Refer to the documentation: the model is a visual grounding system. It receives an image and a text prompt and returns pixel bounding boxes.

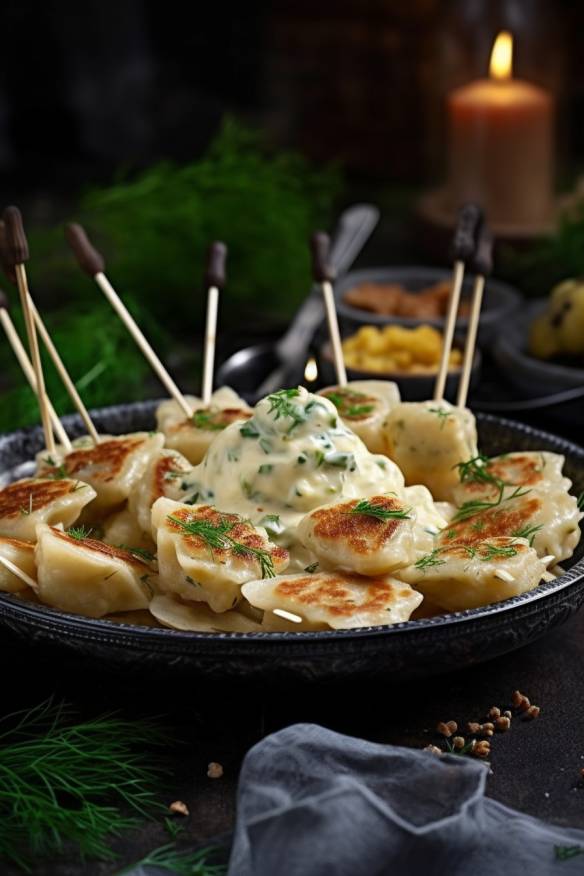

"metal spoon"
[216,204,379,399]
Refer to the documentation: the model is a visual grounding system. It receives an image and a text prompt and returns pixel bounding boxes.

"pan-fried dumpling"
[101,508,155,553]
[242,570,422,630]
[37,433,165,515]
[34,524,156,617]
[151,497,289,613]
[0,537,36,592]
[149,594,262,632]
[397,537,545,611]
[402,484,449,556]
[0,478,97,541]
[383,400,478,501]
[442,486,582,564]
[128,448,194,536]
[189,388,405,525]
[318,380,400,454]
[156,387,252,465]
[450,451,572,507]
[297,494,417,576]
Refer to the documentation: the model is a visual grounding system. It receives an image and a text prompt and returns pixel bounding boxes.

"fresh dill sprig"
[163,817,185,840]
[349,499,412,522]
[118,544,157,563]
[267,388,306,432]
[240,421,260,439]
[304,562,319,573]
[192,409,226,432]
[427,407,452,429]
[455,454,505,489]
[67,525,93,541]
[415,549,447,570]
[444,738,476,757]
[0,701,167,871]
[47,463,70,480]
[554,845,584,861]
[168,515,275,578]
[510,523,543,546]
[117,843,226,876]
[451,485,531,524]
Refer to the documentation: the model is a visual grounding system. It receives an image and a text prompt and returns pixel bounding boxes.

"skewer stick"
[201,242,227,406]
[3,207,55,455]
[0,554,37,590]
[0,295,72,450]
[29,301,100,443]
[65,223,193,419]
[456,225,494,409]
[311,231,347,386]
[433,204,483,402]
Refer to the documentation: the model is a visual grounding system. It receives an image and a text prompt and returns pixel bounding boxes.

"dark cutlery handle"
[204,241,227,289]
[472,224,494,277]
[451,203,483,263]
[0,221,17,284]
[310,231,335,283]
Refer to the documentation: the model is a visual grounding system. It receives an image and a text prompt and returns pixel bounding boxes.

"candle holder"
[418,0,563,244]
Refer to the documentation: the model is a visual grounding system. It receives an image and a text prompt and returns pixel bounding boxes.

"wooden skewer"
[273,608,303,624]
[0,294,72,451]
[0,554,37,590]
[311,231,347,386]
[456,225,494,409]
[29,301,100,444]
[433,204,483,402]
[2,207,55,455]
[201,242,227,406]
[64,223,193,419]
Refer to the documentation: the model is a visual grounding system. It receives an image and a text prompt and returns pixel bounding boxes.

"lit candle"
[447,31,554,231]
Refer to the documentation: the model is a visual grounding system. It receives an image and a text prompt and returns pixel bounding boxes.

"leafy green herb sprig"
[117,843,226,875]
[0,701,167,871]
[349,499,412,522]
[168,514,275,578]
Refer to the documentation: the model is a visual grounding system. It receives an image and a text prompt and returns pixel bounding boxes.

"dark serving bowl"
[0,400,583,682]
[335,266,521,344]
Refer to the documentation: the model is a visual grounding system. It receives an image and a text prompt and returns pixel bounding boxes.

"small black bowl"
[335,266,521,344]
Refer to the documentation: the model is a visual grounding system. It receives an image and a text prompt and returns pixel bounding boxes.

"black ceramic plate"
[0,401,583,682]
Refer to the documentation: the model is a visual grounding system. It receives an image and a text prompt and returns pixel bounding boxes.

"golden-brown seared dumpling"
[397,537,545,611]
[149,594,261,632]
[151,497,289,613]
[442,486,581,565]
[156,387,252,465]
[450,451,571,507]
[34,524,156,617]
[383,400,478,501]
[128,448,194,536]
[0,536,36,592]
[297,494,416,576]
[0,478,96,542]
[37,433,165,515]
[318,380,400,454]
[242,570,422,630]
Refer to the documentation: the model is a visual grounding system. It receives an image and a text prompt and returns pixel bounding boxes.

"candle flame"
[304,356,318,382]
[489,31,513,81]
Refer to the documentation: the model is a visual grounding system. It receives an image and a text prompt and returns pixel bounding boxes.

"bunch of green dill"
[0,700,166,871]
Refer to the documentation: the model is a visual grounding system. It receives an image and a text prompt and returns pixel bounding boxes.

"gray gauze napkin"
[227,723,584,875]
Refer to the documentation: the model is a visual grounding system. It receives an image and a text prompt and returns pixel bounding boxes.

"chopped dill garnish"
[323,451,356,471]
[67,525,93,540]
[455,454,505,489]
[258,514,283,535]
[240,421,260,439]
[578,492,584,511]
[304,562,319,573]
[477,542,520,561]
[258,464,273,475]
[118,544,156,563]
[427,407,452,429]
[192,409,225,431]
[267,388,306,432]
[415,549,447,570]
[554,845,584,861]
[510,523,543,546]
[346,404,374,417]
[349,499,412,522]
[451,485,531,524]
[47,463,70,480]
[117,843,226,876]
[167,515,275,578]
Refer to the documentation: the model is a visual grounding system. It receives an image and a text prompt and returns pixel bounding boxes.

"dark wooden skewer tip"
[472,225,494,278]
[310,231,335,283]
[65,222,105,276]
[204,241,227,289]
[0,221,17,285]
[2,206,29,267]
[451,203,484,263]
